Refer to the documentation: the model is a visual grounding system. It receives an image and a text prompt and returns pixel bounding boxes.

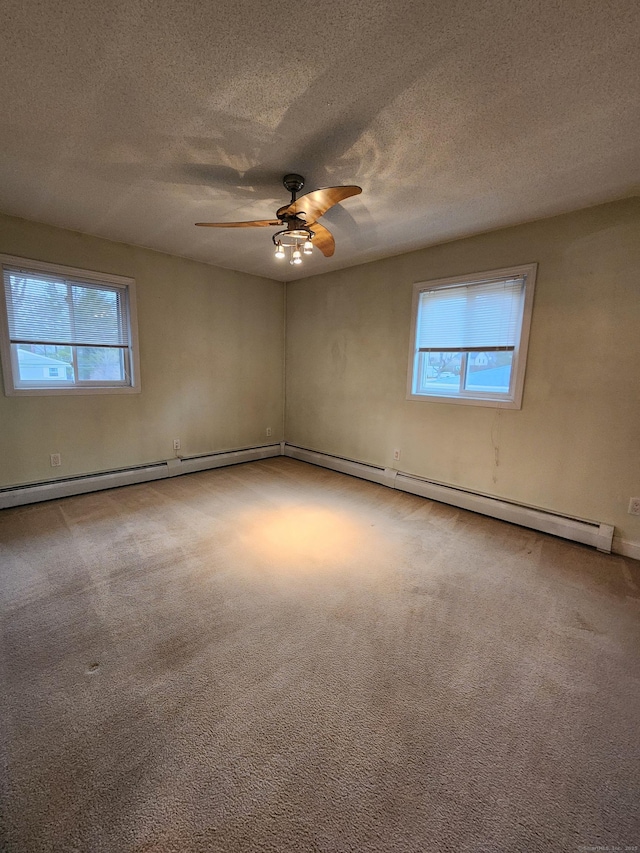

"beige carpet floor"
[1,457,639,853]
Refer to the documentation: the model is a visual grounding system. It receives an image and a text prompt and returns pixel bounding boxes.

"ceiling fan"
[195,173,361,266]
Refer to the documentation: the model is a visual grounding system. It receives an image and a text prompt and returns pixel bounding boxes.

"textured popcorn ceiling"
[0,0,638,281]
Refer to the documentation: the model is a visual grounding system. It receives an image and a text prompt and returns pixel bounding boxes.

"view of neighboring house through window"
[0,255,140,395]
[407,264,536,409]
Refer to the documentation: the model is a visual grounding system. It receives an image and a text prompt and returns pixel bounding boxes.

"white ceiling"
[0,0,638,281]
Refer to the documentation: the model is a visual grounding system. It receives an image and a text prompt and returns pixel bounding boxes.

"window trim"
[0,254,141,396]
[406,263,537,409]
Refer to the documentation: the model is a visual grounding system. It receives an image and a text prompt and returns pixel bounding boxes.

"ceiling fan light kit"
[195,173,361,268]
[273,227,315,266]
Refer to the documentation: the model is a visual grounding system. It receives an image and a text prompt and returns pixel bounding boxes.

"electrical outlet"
[629,497,640,516]
[393,449,401,462]
[173,438,181,451]
[266,427,272,437]
[50,453,61,467]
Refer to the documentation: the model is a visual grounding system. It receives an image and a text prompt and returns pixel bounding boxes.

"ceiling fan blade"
[280,186,361,222]
[195,219,281,227]
[309,222,336,257]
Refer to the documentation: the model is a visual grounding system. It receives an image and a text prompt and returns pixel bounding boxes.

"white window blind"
[4,267,128,348]
[416,277,525,351]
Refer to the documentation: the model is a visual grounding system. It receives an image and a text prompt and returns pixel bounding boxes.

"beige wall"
[285,198,640,546]
[0,214,284,487]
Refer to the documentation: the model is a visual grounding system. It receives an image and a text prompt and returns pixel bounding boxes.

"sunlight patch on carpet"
[242,504,369,568]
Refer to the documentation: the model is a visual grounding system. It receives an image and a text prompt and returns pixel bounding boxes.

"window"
[407,264,536,408]
[0,255,140,396]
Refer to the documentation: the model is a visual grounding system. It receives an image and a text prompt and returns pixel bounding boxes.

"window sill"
[4,385,141,397]
[406,391,521,409]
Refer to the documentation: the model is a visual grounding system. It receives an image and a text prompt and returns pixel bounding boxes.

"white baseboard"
[612,537,640,561]
[282,444,392,487]
[284,444,615,554]
[0,444,281,509]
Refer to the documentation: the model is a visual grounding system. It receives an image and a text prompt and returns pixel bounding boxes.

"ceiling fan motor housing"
[282,174,305,194]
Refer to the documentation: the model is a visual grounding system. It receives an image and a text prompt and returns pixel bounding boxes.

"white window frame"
[406,263,537,409]
[0,254,141,396]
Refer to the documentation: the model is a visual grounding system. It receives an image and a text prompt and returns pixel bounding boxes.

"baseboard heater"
[284,444,614,553]
[0,444,282,510]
